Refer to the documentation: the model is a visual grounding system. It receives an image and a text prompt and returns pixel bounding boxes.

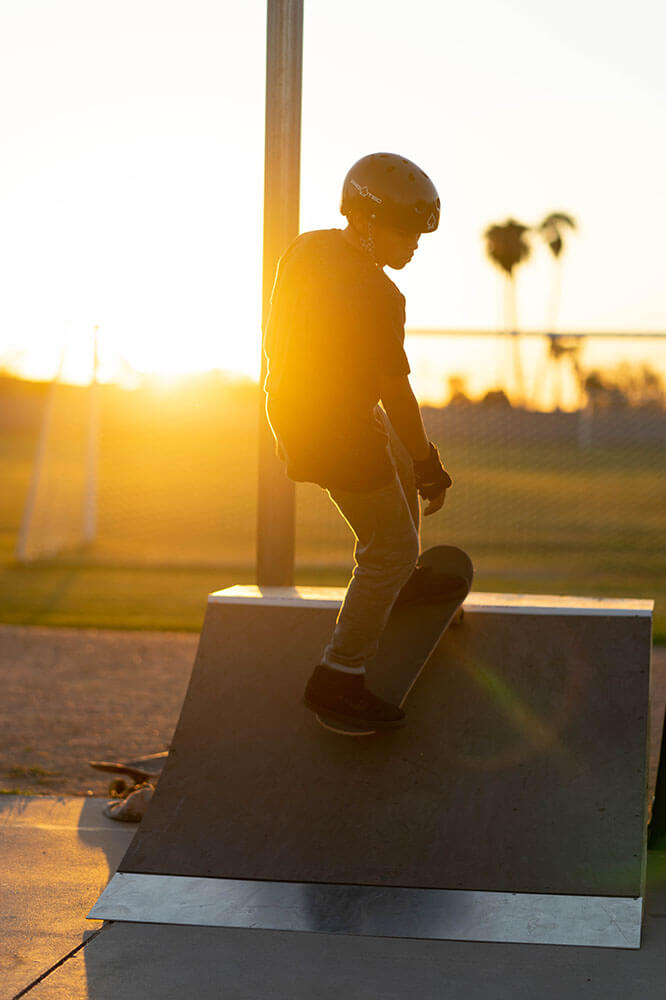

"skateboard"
[316,544,473,736]
[89,750,169,797]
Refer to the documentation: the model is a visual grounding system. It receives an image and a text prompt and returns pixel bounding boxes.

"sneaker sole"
[303,696,406,730]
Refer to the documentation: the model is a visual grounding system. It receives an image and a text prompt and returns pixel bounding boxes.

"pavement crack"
[10,923,112,999]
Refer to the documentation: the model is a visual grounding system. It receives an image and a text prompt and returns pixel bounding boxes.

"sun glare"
[9,306,264,388]
[1,2,664,400]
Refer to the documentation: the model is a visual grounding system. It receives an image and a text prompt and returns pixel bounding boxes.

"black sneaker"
[303,665,405,728]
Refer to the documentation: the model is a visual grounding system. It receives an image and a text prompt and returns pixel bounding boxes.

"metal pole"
[83,324,100,544]
[15,340,66,562]
[256,0,303,586]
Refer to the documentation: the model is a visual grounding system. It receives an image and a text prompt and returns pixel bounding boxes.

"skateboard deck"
[89,751,168,795]
[316,544,473,736]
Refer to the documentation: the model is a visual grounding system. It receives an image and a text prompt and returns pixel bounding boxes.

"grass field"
[1,377,664,640]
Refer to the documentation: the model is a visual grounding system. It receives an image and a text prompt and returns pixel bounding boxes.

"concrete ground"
[2,795,666,1000]
[2,633,665,999]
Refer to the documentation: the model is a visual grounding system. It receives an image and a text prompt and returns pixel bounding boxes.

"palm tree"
[484,219,531,403]
[535,333,584,409]
[532,212,578,407]
[536,212,577,333]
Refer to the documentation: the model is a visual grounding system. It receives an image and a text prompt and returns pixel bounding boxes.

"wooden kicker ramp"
[90,586,653,949]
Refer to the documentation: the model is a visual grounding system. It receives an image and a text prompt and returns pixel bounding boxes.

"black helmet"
[341,152,440,233]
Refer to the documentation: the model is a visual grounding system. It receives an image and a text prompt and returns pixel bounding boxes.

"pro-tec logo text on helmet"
[426,213,437,231]
[351,178,382,205]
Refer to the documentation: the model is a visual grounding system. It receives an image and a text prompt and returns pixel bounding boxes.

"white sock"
[321,660,365,676]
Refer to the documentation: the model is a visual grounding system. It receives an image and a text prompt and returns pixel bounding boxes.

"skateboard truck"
[89,751,168,797]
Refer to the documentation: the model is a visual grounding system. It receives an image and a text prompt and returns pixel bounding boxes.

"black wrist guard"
[413,443,452,500]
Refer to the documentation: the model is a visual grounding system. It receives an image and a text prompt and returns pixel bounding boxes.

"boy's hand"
[413,442,452,518]
[423,490,447,517]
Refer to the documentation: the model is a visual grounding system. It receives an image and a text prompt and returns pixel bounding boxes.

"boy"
[263,152,452,729]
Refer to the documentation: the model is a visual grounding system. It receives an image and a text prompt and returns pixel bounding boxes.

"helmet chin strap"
[359,217,378,265]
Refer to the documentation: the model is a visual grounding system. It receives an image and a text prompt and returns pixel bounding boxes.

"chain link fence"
[5,333,664,625]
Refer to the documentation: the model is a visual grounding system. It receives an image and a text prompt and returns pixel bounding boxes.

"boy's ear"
[348,209,371,237]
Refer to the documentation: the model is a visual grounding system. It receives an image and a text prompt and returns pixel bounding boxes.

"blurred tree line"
[447,362,665,411]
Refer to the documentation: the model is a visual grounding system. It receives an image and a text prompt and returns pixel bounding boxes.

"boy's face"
[366,218,421,270]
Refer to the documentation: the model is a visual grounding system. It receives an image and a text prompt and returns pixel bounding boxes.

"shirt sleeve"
[367,283,410,377]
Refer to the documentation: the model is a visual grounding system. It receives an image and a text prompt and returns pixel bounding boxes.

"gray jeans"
[321,410,421,672]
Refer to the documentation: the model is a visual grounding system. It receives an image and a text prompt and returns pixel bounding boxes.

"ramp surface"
[92,588,653,946]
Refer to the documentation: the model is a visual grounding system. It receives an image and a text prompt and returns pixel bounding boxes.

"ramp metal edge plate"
[208,586,653,617]
[89,873,643,949]
[462,593,653,616]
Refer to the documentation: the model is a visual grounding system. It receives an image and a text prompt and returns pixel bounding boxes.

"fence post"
[83,325,100,544]
[648,706,666,850]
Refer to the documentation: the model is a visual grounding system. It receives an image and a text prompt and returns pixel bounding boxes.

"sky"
[0,0,665,387]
